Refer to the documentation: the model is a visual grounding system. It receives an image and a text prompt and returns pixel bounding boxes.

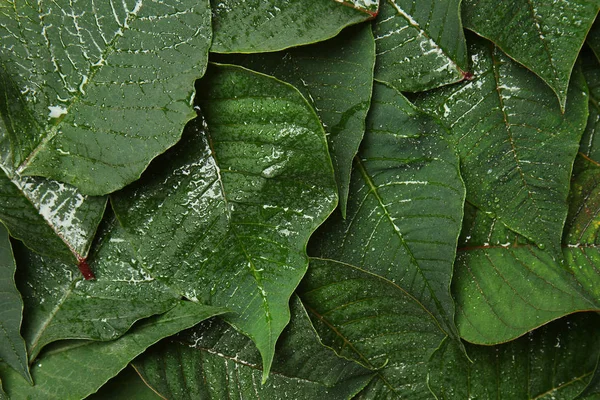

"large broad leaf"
[217,23,375,218]
[373,0,469,92]
[429,312,600,399]
[581,52,600,162]
[0,301,226,400]
[461,0,599,109]
[14,217,180,360]
[310,81,465,338]
[416,37,589,255]
[0,224,30,383]
[298,259,447,399]
[112,64,338,381]
[209,0,376,53]
[0,0,212,195]
[133,296,373,399]
[88,366,162,400]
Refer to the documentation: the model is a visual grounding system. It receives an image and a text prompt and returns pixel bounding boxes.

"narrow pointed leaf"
[373,0,468,92]
[581,52,600,162]
[15,217,180,360]
[310,81,465,338]
[210,0,376,54]
[112,64,338,381]
[133,297,373,399]
[298,259,446,399]
[416,37,588,254]
[462,0,599,108]
[0,301,226,400]
[218,24,375,217]
[87,367,162,400]
[430,313,600,399]
[0,224,30,383]
[0,0,212,195]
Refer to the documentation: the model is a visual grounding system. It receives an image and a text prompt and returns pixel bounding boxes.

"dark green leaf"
[112,64,338,381]
[588,19,600,62]
[87,366,162,400]
[415,37,588,255]
[0,301,226,400]
[462,0,599,109]
[15,217,180,360]
[217,23,375,218]
[133,296,373,400]
[298,259,446,399]
[310,81,465,338]
[0,224,30,383]
[429,312,600,399]
[374,0,468,91]
[210,0,375,53]
[581,51,600,162]
[0,0,212,195]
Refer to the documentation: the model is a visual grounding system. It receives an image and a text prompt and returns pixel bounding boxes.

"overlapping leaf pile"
[1,0,600,399]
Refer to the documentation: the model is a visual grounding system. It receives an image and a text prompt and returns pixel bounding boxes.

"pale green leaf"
[112,64,338,381]
[462,0,599,109]
[429,313,600,399]
[310,81,465,338]
[374,0,469,92]
[298,259,446,399]
[0,0,212,195]
[218,23,375,217]
[15,217,180,360]
[133,297,373,400]
[415,37,589,255]
[0,301,226,400]
[210,0,375,53]
[0,224,30,383]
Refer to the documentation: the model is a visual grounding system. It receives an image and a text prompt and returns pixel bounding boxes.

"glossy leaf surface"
[581,53,600,162]
[15,218,180,359]
[133,297,373,399]
[219,23,375,217]
[112,64,338,381]
[0,0,212,195]
[374,0,468,91]
[416,37,588,254]
[462,0,599,108]
[0,225,30,383]
[310,81,465,337]
[210,0,375,53]
[0,301,226,400]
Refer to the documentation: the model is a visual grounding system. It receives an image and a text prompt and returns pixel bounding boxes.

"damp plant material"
[2,1,600,399]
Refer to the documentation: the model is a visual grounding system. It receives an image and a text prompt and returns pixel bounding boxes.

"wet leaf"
[0,0,212,195]
[416,37,588,255]
[87,366,162,400]
[429,313,600,399]
[588,20,600,62]
[462,0,600,109]
[218,23,375,217]
[133,296,373,400]
[581,51,600,162]
[0,224,30,383]
[0,301,226,400]
[112,64,338,381]
[374,0,468,92]
[210,0,376,53]
[15,217,180,360]
[310,81,465,338]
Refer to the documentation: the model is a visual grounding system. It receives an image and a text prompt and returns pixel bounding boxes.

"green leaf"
[298,258,446,398]
[15,217,180,360]
[112,64,338,382]
[217,23,375,217]
[461,0,599,109]
[0,301,226,400]
[209,0,375,54]
[373,0,468,92]
[588,20,600,62]
[0,0,212,195]
[581,51,600,162]
[133,296,373,399]
[429,312,600,399]
[415,37,589,255]
[310,81,465,338]
[87,366,162,400]
[0,224,30,383]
